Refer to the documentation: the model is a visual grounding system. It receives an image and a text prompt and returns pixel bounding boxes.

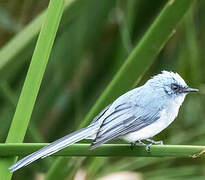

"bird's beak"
[183,87,199,93]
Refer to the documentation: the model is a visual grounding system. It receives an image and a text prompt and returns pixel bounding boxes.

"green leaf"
[0,0,65,179]
[0,143,204,158]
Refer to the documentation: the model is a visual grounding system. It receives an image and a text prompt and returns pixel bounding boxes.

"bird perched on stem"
[9,71,198,172]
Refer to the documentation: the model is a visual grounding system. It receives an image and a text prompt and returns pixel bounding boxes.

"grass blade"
[0,0,65,179]
[0,0,92,81]
[0,143,204,158]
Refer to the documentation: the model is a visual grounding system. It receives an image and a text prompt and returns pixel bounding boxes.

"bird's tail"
[9,123,99,172]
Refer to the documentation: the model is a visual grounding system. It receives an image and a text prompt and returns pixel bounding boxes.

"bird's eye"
[171,83,180,91]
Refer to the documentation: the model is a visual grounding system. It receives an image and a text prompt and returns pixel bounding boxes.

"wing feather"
[90,103,160,149]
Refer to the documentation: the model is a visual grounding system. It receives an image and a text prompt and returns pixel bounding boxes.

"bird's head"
[147,71,198,103]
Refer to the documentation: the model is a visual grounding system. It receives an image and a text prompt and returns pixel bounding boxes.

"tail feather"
[9,123,99,172]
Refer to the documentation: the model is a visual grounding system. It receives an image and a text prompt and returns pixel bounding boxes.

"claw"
[145,143,152,152]
[130,140,146,150]
[130,143,135,150]
[130,139,163,152]
[145,138,163,145]
[158,140,163,145]
[144,139,164,152]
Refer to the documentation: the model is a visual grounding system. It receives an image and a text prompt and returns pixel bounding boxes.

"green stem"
[0,0,65,179]
[0,143,204,158]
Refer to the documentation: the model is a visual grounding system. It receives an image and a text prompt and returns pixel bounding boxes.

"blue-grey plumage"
[9,71,198,172]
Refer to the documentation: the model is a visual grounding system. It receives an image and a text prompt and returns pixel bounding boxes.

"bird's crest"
[148,70,187,88]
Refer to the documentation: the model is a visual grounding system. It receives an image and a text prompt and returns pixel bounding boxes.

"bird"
[9,70,198,172]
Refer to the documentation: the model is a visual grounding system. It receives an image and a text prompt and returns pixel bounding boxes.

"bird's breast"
[122,103,181,142]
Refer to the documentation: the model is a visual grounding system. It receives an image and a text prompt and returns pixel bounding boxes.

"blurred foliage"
[0,0,204,180]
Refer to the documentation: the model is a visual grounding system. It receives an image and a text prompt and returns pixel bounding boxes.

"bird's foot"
[130,140,146,150]
[130,139,163,152]
[130,142,135,150]
[144,138,163,152]
[145,138,163,145]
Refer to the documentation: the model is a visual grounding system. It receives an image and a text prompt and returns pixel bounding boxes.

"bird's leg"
[130,142,135,150]
[145,138,163,145]
[144,138,163,152]
[136,140,147,146]
[130,140,146,150]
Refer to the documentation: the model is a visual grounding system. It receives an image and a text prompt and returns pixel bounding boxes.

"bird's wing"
[90,103,160,149]
[91,104,112,124]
